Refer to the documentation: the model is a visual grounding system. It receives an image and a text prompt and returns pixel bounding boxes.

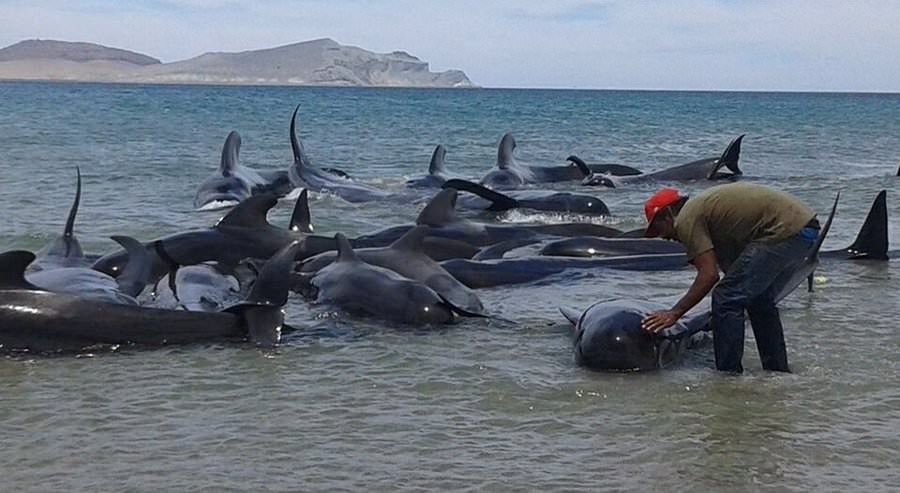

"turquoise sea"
[1,82,898,491]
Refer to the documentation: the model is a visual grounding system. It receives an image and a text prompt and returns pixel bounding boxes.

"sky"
[2,0,900,91]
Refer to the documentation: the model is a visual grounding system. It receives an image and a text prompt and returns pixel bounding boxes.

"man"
[640,183,820,373]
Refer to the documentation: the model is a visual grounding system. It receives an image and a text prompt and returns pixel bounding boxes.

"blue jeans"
[711,228,817,373]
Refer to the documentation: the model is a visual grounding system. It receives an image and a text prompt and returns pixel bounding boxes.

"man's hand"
[641,310,682,333]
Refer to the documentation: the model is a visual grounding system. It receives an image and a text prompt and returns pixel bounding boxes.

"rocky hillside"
[0,38,474,88]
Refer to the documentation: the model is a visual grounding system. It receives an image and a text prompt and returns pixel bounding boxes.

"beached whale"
[193,131,293,210]
[444,179,610,215]
[142,263,242,312]
[353,188,621,249]
[539,237,684,257]
[0,242,300,354]
[406,144,451,188]
[297,226,485,316]
[28,236,152,305]
[287,105,390,202]
[94,191,313,282]
[294,234,456,325]
[30,168,89,272]
[442,253,689,289]
[560,300,711,371]
[580,135,744,187]
[479,133,641,190]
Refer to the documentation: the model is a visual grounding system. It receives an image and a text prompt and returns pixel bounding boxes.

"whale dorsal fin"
[289,189,313,233]
[773,192,840,302]
[334,233,359,263]
[417,189,459,227]
[566,155,592,177]
[0,251,39,290]
[215,193,277,229]
[110,236,152,297]
[390,225,428,251]
[558,306,582,326]
[497,133,517,170]
[64,167,81,242]
[844,190,888,259]
[289,104,313,168]
[442,179,519,211]
[429,145,447,175]
[219,131,241,177]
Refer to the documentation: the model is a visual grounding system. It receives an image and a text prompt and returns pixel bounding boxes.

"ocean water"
[0,81,898,491]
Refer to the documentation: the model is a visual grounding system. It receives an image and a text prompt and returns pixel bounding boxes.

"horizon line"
[2,78,899,95]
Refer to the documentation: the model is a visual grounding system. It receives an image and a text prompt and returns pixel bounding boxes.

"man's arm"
[642,250,719,333]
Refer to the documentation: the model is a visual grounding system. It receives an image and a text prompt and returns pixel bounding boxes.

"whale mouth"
[196,198,241,211]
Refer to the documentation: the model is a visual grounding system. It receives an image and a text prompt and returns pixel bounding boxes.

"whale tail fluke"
[289,189,314,233]
[0,251,39,290]
[224,241,301,348]
[843,190,889,260]
[709,134,744,179]
[109,236,152,297]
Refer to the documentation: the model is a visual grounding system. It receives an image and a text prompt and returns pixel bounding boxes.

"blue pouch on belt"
[799,226,819,242]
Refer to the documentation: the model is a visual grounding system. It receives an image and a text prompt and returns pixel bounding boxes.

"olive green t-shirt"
[674,183,815,270]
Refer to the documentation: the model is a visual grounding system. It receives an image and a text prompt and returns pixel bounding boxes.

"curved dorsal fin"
[219,131,241,176]
[566,155,591,177]
[334,233,358,262]
[0,251,38,290]
[417,189,458,227]
[497,133,517,169]
[110,236,152,297]
[289,189,313,233]
[64,167,81,240]
[429,145,447,175]
[558,306,582,326]
[215,194,277,229]
[390,225,428,251]
[289,104,310,167]
[773,192,840,302]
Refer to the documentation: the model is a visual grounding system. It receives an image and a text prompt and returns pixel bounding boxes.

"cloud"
[1,0,899,91]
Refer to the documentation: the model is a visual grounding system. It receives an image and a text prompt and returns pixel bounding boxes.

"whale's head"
[573,309,659,371]
[480,169,525,191]
[581,174,616,188]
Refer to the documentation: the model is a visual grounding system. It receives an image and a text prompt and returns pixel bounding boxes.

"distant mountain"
[0,39,160,65]
[0,38,475,88]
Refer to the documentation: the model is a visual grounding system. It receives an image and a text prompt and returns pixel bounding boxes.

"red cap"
[644,188,681,237]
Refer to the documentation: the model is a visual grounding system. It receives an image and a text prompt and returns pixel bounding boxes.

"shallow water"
[1,82,898,491]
